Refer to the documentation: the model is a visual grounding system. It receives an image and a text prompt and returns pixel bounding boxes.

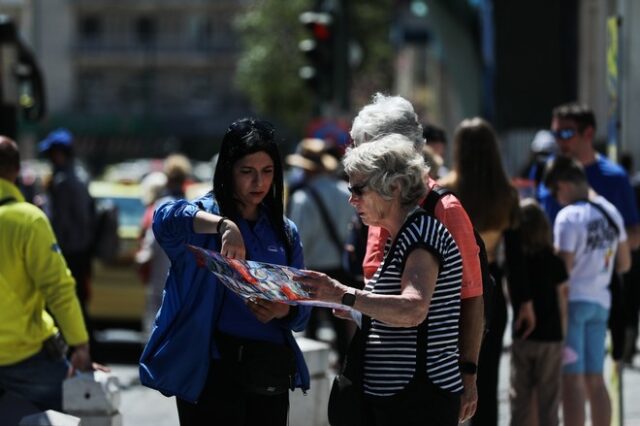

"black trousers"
[472,263,508,426]
[623,251,640,356]
[608,273,625,361]
[176,360,289,426]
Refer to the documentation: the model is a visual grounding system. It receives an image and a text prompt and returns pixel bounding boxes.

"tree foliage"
[235,0,394,135]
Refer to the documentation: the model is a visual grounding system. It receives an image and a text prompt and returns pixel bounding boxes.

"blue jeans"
[0,349,69,411]
[563,301,609,374]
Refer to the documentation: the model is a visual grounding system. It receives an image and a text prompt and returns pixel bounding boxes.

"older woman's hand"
[298,270,346,304]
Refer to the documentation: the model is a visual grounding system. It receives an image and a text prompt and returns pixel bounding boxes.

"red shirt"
[362,178,483,299]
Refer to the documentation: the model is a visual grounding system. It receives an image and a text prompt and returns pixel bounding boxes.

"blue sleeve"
[537,182,560,224]
[283,219,310,332]
[152,199,200,260]
[615,175,640,227]
[288,220,305,270]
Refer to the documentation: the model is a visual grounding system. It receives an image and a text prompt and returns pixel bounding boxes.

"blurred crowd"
[2,93,640,426]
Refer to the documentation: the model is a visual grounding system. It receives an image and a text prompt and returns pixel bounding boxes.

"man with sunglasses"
[537,102,640,368]
[539,103,640,246]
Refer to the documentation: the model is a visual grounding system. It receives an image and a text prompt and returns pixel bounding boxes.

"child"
[543,155,631,426]
[509,198,568,426]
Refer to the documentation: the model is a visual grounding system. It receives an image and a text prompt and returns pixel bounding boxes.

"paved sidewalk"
[111,350,640,426]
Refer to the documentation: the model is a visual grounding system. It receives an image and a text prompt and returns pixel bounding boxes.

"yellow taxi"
[88,181,146,328]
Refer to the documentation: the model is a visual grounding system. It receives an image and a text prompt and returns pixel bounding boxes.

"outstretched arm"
[301,248,439,327]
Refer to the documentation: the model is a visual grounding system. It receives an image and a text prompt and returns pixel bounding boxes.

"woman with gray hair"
[349,93,424,151]
[299,135,463,425]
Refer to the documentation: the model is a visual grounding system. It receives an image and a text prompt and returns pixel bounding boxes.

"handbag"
[327,315,370,426]
[216,333,296,396]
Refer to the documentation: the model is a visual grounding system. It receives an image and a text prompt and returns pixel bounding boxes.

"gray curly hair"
[350,93,425,152]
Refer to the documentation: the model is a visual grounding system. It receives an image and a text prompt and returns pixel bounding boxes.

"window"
[80,16,101,39]
[187,15,212,49]
[135,16,156,46]
[77,72,108,112]
[79,15,102,43]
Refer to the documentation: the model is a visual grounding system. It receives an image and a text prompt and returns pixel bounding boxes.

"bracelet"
[216,217,229,234]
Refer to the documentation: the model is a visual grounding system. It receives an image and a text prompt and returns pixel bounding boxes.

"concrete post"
[19,410,80,426]
[62,371,122,426]
[290,337,331,426]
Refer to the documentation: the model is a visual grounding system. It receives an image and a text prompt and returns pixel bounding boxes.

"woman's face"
[232,151,275,217]
[348,175,390,227]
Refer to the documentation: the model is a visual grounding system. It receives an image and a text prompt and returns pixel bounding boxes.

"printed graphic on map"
[188,244,347,310]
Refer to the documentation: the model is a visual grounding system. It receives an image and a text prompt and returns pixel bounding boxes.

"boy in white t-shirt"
[543,155,631,426]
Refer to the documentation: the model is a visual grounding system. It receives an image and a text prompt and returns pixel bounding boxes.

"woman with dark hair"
[439,117,533,426]
[139,118,310,426]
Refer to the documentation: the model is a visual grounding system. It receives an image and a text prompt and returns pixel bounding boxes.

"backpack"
[342,213,368,289]
[92,198,120,262]
[422,185,495,335]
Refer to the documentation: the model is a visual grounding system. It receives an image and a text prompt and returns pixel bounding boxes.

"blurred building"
[3,0,640,170]
[391,0,640,173]
[0,0,252,163]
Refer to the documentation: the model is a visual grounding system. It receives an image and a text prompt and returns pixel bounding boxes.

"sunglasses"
[228,119,275,138]
[552,128,577,141]
[348,181,369,197]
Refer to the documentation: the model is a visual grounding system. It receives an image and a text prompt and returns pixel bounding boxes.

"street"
[103,333,640,426]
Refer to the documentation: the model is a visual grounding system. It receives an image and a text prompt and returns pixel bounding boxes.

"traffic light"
[0,15,46,139]
[298,10,334,102]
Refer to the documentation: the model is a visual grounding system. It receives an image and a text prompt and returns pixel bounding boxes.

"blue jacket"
[139,193,311,403]
[538,154,640,226]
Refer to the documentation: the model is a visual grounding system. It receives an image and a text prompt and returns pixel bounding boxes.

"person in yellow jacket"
[0,136,97,411]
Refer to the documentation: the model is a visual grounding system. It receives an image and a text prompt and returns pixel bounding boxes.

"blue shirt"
[538,154,640,227]
[139,193,310,403]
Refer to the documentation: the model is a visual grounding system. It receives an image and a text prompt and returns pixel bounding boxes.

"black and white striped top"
[363,211,463,396]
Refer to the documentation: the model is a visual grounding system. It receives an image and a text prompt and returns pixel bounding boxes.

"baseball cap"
[530,130,557,154]
[38,128,73,153]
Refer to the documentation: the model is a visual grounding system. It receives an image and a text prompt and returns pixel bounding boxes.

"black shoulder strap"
[421,185,452,216]
[0,196,16,207]
[586,200,620,237]
[305,185,344,255]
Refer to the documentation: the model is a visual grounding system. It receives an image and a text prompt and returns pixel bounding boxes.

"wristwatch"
[341,288,357,307]
[460,361,478,375]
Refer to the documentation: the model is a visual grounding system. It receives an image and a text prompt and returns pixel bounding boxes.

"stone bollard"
[290,337,331,426]
[62,371,122,426]
[19,410,80,426]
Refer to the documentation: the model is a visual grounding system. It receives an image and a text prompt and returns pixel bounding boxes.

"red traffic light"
[312,23,331,40]
[299,11,333,37]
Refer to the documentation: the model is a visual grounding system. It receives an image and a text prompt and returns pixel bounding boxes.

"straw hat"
[285,138,338,172]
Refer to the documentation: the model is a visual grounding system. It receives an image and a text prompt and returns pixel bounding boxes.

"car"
[88,181,146,329]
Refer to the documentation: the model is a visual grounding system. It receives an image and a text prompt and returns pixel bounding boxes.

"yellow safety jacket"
[0,178,88,365]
